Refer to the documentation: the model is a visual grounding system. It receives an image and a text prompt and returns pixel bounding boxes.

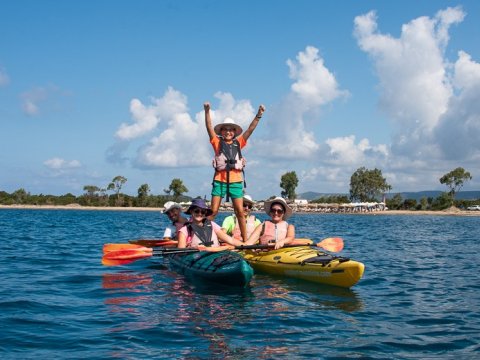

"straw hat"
[243,194,255,206]
[213,118,243,136]
[264,197,293,220]
[185,198,213,216]
[162,201,182,214]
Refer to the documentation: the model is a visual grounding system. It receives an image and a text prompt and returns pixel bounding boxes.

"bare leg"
[232,197,247,242]
[208,195,222,220]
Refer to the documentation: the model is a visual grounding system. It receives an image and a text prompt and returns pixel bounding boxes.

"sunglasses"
[222,127,235,132]
[192,208,207,215]
[243,204,252,209]
[270,208,284,215]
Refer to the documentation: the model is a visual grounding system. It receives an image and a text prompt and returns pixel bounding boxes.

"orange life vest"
[232,215,257,241]
[259,220,289,245]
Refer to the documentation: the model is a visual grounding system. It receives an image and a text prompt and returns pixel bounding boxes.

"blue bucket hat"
[185,198,213,216]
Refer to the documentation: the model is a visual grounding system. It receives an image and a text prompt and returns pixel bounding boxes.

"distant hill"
[299,191,480,201]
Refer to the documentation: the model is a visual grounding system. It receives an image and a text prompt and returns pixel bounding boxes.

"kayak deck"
[168,251,254,287]
[240,246,364,288]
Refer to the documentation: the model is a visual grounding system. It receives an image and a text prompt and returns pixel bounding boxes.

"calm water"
[0,209,479,359]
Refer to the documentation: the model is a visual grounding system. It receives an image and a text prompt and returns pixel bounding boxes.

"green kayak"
[168,251,254,287]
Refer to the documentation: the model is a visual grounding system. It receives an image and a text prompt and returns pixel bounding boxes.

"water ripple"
[1,210,479,359]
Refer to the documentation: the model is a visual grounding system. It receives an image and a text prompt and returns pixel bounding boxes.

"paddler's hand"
[274,240,285,250]
[257,104,265,117]
[204,102,210,112]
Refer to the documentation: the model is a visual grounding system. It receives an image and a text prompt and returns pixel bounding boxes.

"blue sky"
[1,0,480,200]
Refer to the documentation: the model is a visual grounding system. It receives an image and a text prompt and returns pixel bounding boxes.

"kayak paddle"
[102,238,344,266]
[102,246,231,266]
[103,237,343,255]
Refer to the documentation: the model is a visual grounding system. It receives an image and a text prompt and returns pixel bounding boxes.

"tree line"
[277,167,476,210]
[1,167,477,211]
[0,176,190,208]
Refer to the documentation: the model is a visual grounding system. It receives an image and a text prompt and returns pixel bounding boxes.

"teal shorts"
[211,181,244,199]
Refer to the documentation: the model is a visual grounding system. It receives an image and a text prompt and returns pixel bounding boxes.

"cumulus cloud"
[326,135,388,165]
[115,87,188,140]
[435,51,480,160]
[44,158,81,170]
[0,67,9,86]
[288,46,348,109]
[255,46,348,159]
[353,7,466,158]
[109,88,260,168]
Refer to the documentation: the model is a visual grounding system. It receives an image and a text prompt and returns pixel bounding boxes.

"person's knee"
[234,208,245,219]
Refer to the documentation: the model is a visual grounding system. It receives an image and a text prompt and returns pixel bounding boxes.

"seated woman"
[177,198,244,249]
[245,197,295,249]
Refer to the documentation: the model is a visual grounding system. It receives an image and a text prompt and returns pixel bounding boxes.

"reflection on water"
[101,265,364,358]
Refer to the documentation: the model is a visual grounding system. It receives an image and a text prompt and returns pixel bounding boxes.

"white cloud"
[254,46,348,160]
[129,90,258,168]
[115,86,188,140]
[353,7,465,158]
[435,51,480,160]
[288,46,348,109]
[325,135,388,165]
[44,158,82,170]
[0,67,9,86]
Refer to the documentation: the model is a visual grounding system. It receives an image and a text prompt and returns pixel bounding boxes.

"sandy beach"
[1,204,479,216]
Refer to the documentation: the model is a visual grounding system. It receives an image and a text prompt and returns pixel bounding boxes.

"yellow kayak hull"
[240,246,365,288]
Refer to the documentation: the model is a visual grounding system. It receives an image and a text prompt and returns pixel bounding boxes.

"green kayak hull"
[169,251,253,287]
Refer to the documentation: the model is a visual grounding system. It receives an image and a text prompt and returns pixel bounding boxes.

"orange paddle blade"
[128,239,178,247]
[317,237,344,252]
[103,249,153,261]
[103,243,153,254]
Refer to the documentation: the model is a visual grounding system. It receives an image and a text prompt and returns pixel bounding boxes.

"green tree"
[349,167,392,202]
[386,193,403,210]
[83,185,100,205]
[107,175,127,205]
[402,198,417,210]
[83,185,100,197]
[137,183,150,206]
[168,178,188,201]
[13,188,29,204]
[420,196,428,210]
[280,171,299,200]
[439,167,472,204]
[431,192,452,210]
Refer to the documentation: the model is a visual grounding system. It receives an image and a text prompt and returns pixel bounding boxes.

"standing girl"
[204,102,265,242]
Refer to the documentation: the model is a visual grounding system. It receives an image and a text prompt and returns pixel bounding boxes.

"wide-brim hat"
[243,195,255,206]
[214,117,243,137]
[185,198,213,216]
[264,197,293,220]
[163,201,182,213]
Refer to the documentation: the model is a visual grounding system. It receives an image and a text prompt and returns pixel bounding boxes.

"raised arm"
[204,102,216,140]
[242,105,265,141]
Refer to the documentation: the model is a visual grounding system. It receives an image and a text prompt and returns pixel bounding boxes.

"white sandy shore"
[1,204,479,216]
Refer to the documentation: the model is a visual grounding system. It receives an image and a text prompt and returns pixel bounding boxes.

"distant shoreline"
[1,204,480,216]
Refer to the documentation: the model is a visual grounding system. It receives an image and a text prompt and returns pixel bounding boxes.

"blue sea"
[0,209,479,359]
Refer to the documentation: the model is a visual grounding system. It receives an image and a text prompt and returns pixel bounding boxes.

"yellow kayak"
[240,246,364,288]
